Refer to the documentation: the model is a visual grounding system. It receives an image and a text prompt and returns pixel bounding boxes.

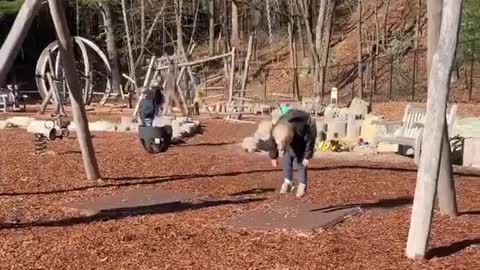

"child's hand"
[271,159,278,167]
[302,159,309,167]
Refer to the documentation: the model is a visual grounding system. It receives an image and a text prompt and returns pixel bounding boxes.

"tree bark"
[319,0,336,98]
[121,0,136,87]
[296,0,320,97]
[315,0,328,54]
[357,0,363,99]
[231,1,239,46]
[426,0,458,217]
[0,0,43,87]
[209,0,215,55]
[99,1,122,96]
[405,0,462,259]
[382,0,391,47]
[48,0,101,181]
[427,0,443,73]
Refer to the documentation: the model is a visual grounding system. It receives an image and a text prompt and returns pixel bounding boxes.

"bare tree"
[319,0,336,96]
[99,1,122,96]
[231,0,240,46]
[296,0,320,96]
[209,0,216,55]
[357,0,363,99]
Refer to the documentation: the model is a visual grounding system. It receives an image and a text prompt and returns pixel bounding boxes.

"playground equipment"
[28,115,70,155]
[35,36,119,108]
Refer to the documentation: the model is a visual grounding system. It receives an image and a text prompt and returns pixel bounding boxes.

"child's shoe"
[279,181,292,194]
[296,183,306,197]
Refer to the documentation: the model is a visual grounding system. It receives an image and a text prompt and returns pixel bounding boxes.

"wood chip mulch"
[0,119,478,270]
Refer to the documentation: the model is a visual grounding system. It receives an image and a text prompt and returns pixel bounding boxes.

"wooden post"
[240,36,254,93]
[263,70,268,101]
[48,0,100,181]
[0,0,42,87]
[388,57,393,100]
[405,0,462,259]
[468,50,474,101]
[228,47,236,105]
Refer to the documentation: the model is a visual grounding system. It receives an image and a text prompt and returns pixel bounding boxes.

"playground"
[0,0,479,268]
[0,103,478,269]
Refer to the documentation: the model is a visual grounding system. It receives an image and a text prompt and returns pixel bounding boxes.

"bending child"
[266,105,317,197]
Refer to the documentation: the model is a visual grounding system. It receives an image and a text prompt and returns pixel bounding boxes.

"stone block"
[377,142,399,153]
[360,114,384,144]
[326,119,347,140]
[346,116,363,141]
[463,138,480,168]
[348,98,369,119]
[0,120,8,129]
[6,116,34,128]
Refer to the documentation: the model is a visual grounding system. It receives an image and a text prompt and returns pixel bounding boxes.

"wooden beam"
[156,51,233,70]
[405,0,463,259]
[48,0,100,181]
[228,47,236,105]
[0,0,42,87]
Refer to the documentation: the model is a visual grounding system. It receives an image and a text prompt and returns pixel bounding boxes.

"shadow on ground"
[311,197,413,213]
[0,197,265,230]
[2,164,478,197]
[427,238,480,259]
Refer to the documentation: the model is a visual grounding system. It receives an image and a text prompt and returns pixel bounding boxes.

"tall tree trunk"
[209,0,215,55]
[48,0,101,181]
[319,0,336,97]
[405,0,462,259]
[99,1,122,96]
[382,0,391,47]
[426,0,458,217]
[427,0,443,73]
[296,0,320,97]
[174,0,195,113]
[315,0,328,54]
[121,0,136,86]
[0,0,42,87]
[357,0,363,99]
[231,0,239,46]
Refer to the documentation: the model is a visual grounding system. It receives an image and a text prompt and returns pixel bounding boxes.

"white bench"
[0,85,28,112]
[373,103,458,165]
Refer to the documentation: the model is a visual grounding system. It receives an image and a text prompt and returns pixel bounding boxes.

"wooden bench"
[373,103,458,165]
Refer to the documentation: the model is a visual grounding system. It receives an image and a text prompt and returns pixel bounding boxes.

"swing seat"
[138,125,173,154]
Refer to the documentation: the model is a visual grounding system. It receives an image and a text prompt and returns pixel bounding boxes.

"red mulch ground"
[0,117,478,269]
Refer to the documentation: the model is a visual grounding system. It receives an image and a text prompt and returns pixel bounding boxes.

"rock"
[6,116,34,128]
[69,121,117,132]
[377,142,399,153]
[241,137,258,152]
[324,104,338,120]
[153,116,173,127]
[360,114,385,144]
[338,108,349,120]
[348,98,369,119]
[463,138,480,168]
[346,115,363,141]
[326,119,347,140]
[26,120,53,134]
[0,120,8,129]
